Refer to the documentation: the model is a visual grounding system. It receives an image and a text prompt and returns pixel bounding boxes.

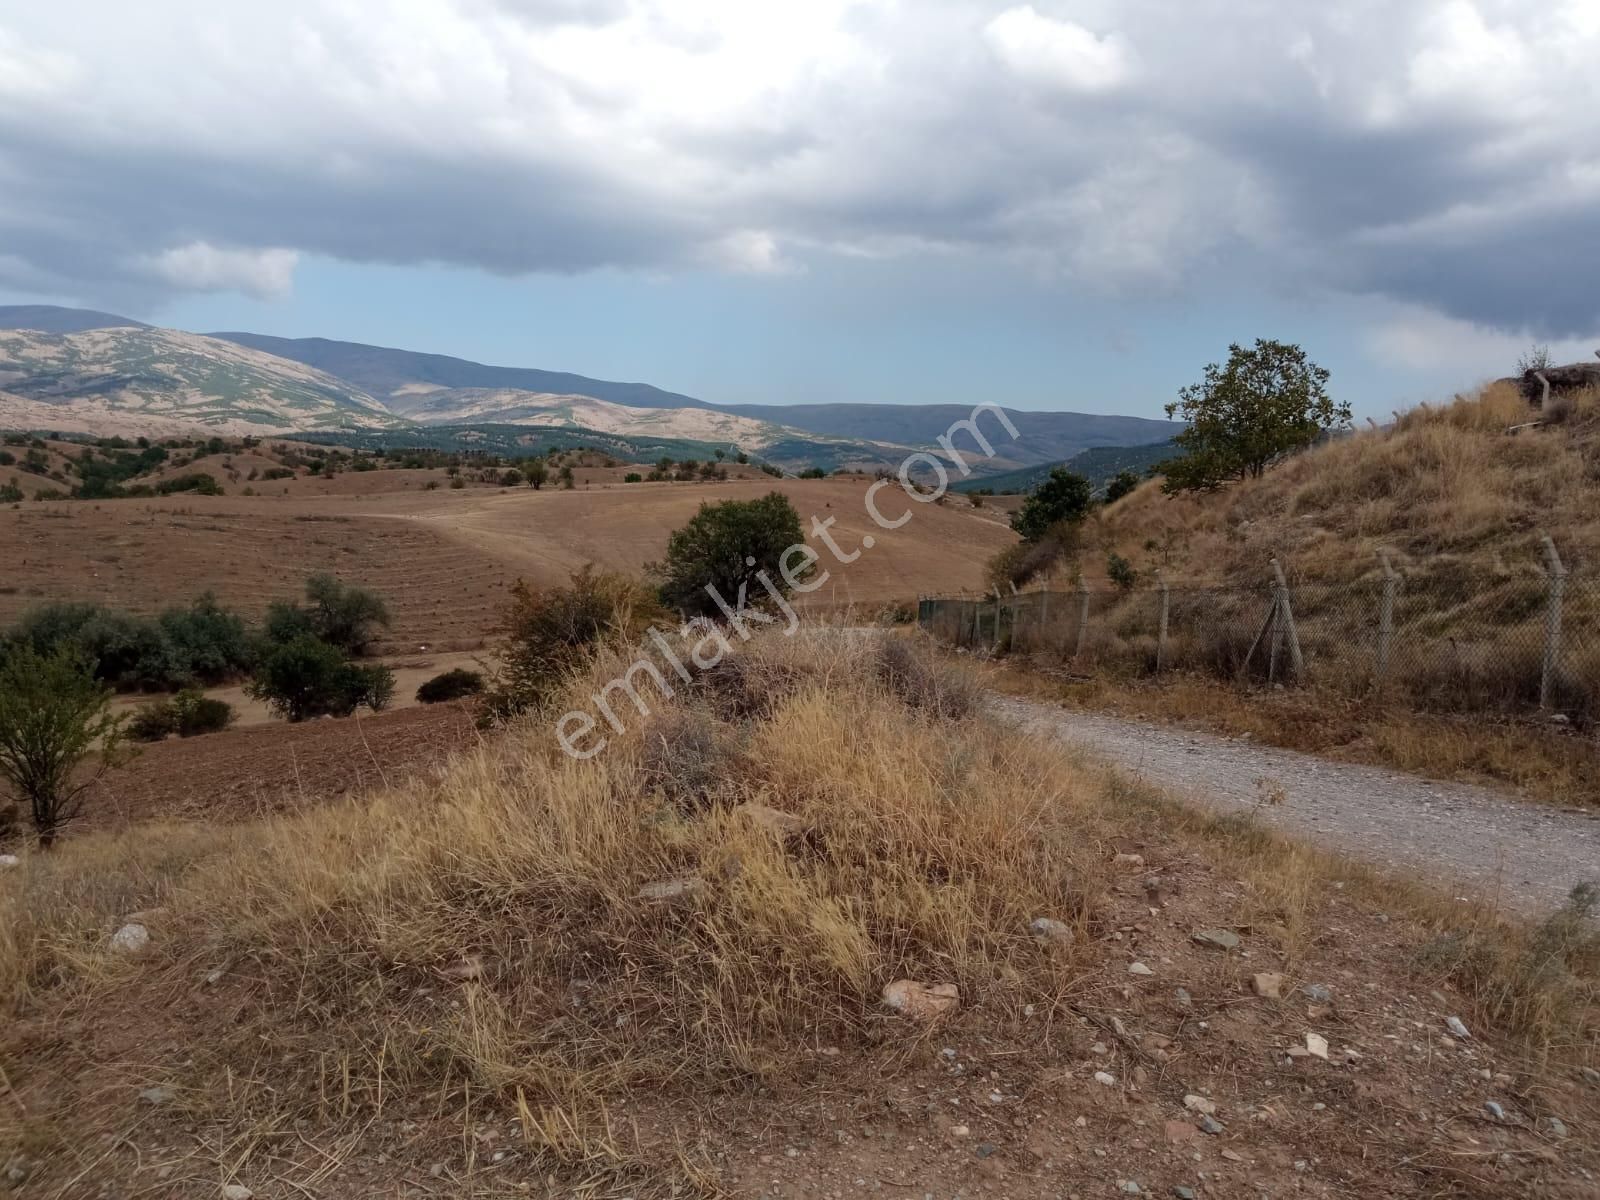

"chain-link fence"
[919,554,1600,724]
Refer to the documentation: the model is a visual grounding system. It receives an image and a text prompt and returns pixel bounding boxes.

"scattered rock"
[1302,983,1332,1003]
[1029,917,1073,944]
[734,803,807,840]
[636,877,704,903]
[1173,1188,1197,1200]
[1183,1094,1217,1116]
[880,980,960,1021]
[1117,1182,1142,1195]
[1543,1116,1569,1138]
[3,1160,31,1187]
[109,923,150,955]
[1174,987,1192,1009]
[1304,1033,1330,1060]
[1485,1101,1506,1122]
[1093,1071,1116,1086]
[975,1143,996,1158]
[1445,1016,1471,1040]
[221,1187,254,1200]
[1197,1114,1224,1136]
[1583,1067,1600,1088]
[1113,852,1145,870]
[0,854,18,870]
[138,1086,175,1106]
[950,1125,970,1138]
[1128,961,1154,977]
[1191,928,1241,952]
[1251,972,1285,999]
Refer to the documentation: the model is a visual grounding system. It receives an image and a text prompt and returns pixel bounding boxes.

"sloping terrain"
[212,330,706,409]
[954,439,1176,494]
[0,327,404,436]
[1092,383,1600,585]
[716,401,1184,471]
[0,475,1017,648]
[0,304,145,334]
[2,634,1595,1198]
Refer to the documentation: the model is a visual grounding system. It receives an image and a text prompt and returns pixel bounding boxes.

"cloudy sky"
[1,0,1597,416]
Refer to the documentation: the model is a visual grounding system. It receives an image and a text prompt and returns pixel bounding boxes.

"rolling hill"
[953,440,1176,495]
[0,306,1182,473]
[0,326,404,436]
[212,331,704,410]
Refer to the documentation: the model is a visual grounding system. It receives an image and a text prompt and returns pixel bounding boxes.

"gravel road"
[991,695,1600,916]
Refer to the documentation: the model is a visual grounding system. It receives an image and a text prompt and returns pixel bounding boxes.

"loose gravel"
[992,695,1600,916]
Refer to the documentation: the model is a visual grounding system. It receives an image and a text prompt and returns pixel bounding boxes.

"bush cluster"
[128,689,236,741]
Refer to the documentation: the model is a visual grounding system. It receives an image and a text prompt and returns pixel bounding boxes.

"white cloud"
[983,6,1134,93]
[134,243,299,299]
[0,1,1596,335]
[1367,303,1599,376]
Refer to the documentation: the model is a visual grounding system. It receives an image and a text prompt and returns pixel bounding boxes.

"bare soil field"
[88,701,479,832]
[0,477,1013,651]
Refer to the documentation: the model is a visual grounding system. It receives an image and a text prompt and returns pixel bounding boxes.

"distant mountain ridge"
[212,332,705,411]
[0,305,1182,474]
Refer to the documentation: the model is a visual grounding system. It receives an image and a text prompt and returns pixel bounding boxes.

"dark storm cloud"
[0,0,1595,334]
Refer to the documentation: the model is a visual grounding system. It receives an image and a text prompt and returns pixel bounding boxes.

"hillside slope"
[213,331,705,409]
[954,440,1175,495]
[0,304,146,334]
[1094,383,1598,586]
[716,401,1183,471]
[0,327,406,436]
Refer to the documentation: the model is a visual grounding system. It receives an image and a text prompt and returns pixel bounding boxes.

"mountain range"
[0,304,1182,475]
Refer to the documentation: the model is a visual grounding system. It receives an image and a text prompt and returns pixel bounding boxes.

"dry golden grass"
[1091,382,1600,585]
[2,630,1596,1195]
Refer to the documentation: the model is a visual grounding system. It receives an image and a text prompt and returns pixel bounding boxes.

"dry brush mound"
[1,633,1596,1197]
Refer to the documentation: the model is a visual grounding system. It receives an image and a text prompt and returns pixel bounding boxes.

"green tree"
[1010,468,1092,542]
[1103,470,1140,505]
[523,459,548,489]
[267,574,391,656]
[1159,339,1344,492]
[246,636,394,722]
[0,645,127,846]
[652,492,807,618]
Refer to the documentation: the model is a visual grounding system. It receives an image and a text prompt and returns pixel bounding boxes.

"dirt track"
[992,695,1600,916]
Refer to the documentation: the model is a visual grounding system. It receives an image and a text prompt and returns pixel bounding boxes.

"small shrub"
[798,466,827,479]
[416,667,484,704]
[1106,552,1138,593]
[623,473,643,483]
[128,702,177,742]
[156,473,223,496]
[483,568,664,721]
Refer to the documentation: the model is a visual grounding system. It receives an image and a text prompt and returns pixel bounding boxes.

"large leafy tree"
[1010,468,1092,543]
[0,645,127,847]
[246,636,395,722]
[1159,339,1345,492]
[653,492,807,617]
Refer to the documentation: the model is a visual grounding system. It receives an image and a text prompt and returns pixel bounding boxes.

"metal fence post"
[1155,570,1169,674]
[1270,557,1304,682]
[1540,535,1568,709]
[1075,573,1090,659]
[1375,550,1398,688]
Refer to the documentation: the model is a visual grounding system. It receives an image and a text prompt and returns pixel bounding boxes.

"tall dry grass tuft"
[0,631,1111,1177]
